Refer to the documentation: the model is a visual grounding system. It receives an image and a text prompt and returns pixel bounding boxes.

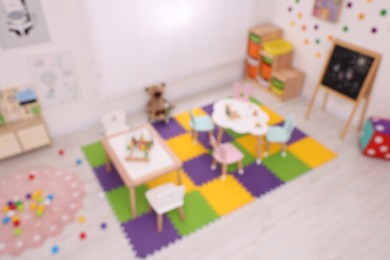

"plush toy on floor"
[145,83,174,124]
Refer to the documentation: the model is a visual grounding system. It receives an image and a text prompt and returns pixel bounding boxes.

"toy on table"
[225,104,240,120]
[125,131,154,162]
[360,117,390,160]
[145,83,175,124]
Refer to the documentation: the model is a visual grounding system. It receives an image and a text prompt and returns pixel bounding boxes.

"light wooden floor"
[1,84,390,260]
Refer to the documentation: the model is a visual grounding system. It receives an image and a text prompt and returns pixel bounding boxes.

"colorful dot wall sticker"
[380,9,387,17]
[314,24,319,30]
[304,39,309,45]
[290,20,296,27]
[297,12,303,19]
[358,13,365,20]
[347,2,353,8]
[371,27,378,34]
[302,25,306,31]
[315,52,321,59]
[315,38,321,45]
[343,25,349,32]
[288,6,292,12]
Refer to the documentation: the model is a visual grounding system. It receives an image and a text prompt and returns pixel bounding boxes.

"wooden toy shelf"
[245,23,305,101]
[0,115,51,160]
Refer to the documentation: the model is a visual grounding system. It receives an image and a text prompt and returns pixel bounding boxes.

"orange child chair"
[210,135,244,180]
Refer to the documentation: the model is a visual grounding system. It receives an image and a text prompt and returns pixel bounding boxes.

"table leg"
[176,168,182,185]
[217,127,224,144]
[256,135,264,165]
[129,187,137,218]
[105,152,111,173]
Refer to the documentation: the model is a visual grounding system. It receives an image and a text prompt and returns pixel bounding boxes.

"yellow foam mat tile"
[235,135,283,158]
[146,169,195,193]
[288,137,337,168]
[199,175,254,216]
[260,105,284,125]
[166,133,208,162]
[174,108,208,131]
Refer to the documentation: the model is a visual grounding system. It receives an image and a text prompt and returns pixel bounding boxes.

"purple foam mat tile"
[152,119,186,140]
[288,127,307,145]
[121,212,181,258]
[202,103,214,115]
[94,163,125,192]
[197,128,233,149]
[183,154,220,186]
[233,163,283,197]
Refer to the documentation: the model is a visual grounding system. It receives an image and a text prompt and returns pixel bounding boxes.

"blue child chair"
[189,108,215,143]
[264,114,295,157]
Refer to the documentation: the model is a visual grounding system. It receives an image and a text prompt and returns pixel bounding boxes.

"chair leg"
[264,140,270,157]
[211,159,218,170]
[238,160,244,175]
[208,131,214,143]
[178,206,185,221]
[193,131,198,143]
[157,214,163,233]
[281,143,287,157]
[221,164,227,180]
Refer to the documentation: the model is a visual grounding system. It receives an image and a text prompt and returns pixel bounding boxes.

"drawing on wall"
[28,50,81,108]
[0,0,50,49]
[312,0,343,23]
[0,86,41,125]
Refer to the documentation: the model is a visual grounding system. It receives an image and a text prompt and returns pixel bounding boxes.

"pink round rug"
[0,166,86,256]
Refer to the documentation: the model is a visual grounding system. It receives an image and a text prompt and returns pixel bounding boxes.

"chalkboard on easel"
[321,44,375,100]
[306,39,381,139]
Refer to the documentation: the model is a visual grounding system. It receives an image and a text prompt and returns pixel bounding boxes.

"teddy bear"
[145,83,174,124]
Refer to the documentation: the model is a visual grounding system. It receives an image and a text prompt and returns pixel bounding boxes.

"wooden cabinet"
[0,116,51,160]
[245,23,305,101]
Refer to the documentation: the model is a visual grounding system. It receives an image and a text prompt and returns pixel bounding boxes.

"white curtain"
[82,0,257,100]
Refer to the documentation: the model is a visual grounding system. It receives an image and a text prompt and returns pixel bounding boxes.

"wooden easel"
[305,40,380,140]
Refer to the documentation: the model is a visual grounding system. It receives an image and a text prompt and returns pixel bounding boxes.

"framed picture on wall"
[312,0,343,23]
[0,0,50,49]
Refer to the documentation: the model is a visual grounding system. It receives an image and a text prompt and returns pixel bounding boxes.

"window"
[82,0,258,100]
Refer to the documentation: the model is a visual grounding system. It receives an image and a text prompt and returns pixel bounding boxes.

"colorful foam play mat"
[0,167,86,256]
[82,98,336,258]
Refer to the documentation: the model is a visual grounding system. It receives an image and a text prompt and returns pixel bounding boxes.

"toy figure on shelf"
[145,83,174,124]
[125,132,154,162]
[225,104,240,120]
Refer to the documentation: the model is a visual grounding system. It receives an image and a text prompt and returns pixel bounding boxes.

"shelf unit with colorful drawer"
[244,23,305,101]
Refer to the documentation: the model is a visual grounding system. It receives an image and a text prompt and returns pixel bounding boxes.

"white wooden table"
[212,98,269,164]
[102,123,182,217]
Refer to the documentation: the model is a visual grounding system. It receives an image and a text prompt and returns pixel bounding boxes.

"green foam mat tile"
[167,190,219,236]
[82,141,106,168]
[263,151,311,182]
[106,185,149,223]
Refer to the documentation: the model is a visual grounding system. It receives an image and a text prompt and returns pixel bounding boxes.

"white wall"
[0,0,270,137]
[264,0,390,122]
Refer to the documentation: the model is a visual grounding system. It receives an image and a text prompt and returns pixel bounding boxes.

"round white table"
[212,98,269,164]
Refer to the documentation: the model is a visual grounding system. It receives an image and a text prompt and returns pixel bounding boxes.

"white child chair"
[101,110,130,136]
[145,183,186,233]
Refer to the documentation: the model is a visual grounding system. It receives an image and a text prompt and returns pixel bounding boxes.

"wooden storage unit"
[0,116,51,160]
[270,69,305,101]
[246,24,283,80]
[244,23,305,101]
